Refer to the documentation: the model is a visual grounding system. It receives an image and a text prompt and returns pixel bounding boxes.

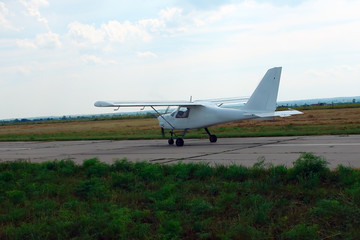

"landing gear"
[168,131,174,145]
[209,134,217,143]
[205,128,217,143]
[166,128,217,146]
[176,138,184,147]
[167,130,187,147]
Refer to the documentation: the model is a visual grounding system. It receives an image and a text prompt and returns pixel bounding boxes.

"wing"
[196,97,249,106]
[95,97,249,108]
[94,100,204,108]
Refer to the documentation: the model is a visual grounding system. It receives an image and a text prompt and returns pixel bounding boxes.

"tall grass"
[1,154,360,239]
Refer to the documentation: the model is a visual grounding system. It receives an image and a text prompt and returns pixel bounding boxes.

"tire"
[209,135,217,143]
[176,138,184,147]
[168,138,174,145]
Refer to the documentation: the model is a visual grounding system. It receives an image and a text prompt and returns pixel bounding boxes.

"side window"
[176,107,190,118]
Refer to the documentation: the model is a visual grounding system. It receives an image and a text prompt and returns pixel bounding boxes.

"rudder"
[244,67,282,112]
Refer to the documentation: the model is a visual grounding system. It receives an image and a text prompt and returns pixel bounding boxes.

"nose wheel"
[176,138,184,146]
[167,130,186,146]
[205,128,217,143]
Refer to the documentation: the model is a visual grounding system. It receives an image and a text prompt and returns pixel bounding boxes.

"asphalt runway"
[1,135,360,168]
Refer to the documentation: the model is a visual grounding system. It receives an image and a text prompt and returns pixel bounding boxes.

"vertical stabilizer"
[244,67,282,112]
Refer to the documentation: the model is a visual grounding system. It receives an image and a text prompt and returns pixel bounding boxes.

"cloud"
[20,0,49,30]
[66,7,190,47]
[137,51,158,58]
[0,2,18,31]
[16,39,37,49]
[16,31,61,49]
[81,55,117,65]
[68,21,105,44]
[101,20,151,42]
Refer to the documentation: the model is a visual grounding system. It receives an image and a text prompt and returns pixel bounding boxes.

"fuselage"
[157,105,255,130]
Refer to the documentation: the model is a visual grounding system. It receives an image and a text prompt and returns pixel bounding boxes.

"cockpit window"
[176,107,190,118]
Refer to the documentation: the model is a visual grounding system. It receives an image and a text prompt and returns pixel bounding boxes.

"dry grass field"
[1,108,360,141]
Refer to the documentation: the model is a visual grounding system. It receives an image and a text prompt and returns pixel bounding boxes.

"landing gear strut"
[167,128,217,146]
[205,128,217,143]
[167,130,187,147]
[168,131,174,145]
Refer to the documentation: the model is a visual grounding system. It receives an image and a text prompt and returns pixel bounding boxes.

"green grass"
[1,153,360,239]
[1,123,359,141]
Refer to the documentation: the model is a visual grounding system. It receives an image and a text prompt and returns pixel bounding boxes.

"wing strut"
[150,106,175,130]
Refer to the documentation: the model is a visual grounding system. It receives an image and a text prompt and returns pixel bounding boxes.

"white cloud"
[159,7,183,21]
[0,2,18,31]
[81,55,117,65]
[101,20,151,42]
[16,38,37,48]
[16,31,61,49]
[68,21,105,44]
[36,32,61,48]
[138,18,165,33]
[137,51,158,58]
[20,0,49,30]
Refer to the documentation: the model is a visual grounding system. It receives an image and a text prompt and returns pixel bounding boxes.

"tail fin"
[243,67,282,112]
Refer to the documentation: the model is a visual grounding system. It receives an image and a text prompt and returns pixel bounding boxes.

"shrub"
[111,158,132,172]
[336,165,360,187]
[6,190,26,204]
[111,172,135,190]
[188,198,213,218]
[82,158,110,177]
[75,177,106,200]
[288,153,330,188]
[310,199,360,229]
[137,163,164,182]
[219,223,266,240]
[158,219,183,239]
[193,163,214,180]
[223,165,250,181]
[281,223,319,240]
[0,171,14,182]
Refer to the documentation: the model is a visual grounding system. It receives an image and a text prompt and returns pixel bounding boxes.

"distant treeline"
[0,112,157,125]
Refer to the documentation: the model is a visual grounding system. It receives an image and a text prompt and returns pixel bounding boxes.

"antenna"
[190,96,192,102]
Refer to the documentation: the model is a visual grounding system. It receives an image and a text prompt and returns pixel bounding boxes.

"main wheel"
[176,138,184,147]
[168,138,174,145]
[209,135,217,143]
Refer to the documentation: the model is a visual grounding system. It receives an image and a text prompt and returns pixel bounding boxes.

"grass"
[1,153,360,239]
[1,107,360,141]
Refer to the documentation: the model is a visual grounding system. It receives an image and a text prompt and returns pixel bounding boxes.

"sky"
[1,0,360,119]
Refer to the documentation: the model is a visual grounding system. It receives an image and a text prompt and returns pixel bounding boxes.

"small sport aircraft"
[95,67,302,146]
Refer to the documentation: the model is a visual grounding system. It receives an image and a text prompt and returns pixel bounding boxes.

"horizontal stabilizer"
[245,109,303,118]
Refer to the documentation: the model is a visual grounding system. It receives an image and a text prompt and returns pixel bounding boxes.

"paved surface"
[0,135,359,168]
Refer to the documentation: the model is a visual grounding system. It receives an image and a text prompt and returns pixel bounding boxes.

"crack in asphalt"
[149,137,299,164]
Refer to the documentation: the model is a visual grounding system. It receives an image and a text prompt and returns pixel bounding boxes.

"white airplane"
[95,67,302,146]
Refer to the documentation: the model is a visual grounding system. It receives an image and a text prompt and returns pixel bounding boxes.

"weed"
[75,177,106,200]
[281,223,319,240]
[82,158,110,177]
[1,154,360,239]
[288,153,330,188]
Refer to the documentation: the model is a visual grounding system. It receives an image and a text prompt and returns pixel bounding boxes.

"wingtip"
[94,101,112,107]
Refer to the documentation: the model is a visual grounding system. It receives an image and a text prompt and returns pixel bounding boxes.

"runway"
[0,135,359,169]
